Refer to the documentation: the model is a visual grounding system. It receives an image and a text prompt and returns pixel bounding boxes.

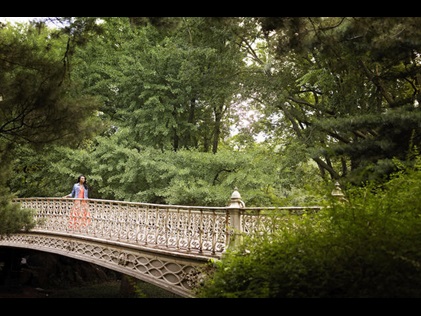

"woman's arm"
[63,184,76,198]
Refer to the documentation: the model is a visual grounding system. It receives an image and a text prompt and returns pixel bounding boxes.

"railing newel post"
[331,181,347,202]
[227,187,245,250]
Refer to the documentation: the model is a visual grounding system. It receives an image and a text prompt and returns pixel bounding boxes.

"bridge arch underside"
[0,232,214,298]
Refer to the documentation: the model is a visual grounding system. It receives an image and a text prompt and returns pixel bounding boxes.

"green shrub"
[195,156,421,297]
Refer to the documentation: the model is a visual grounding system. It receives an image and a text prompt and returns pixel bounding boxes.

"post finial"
[331,181,346,200]
[229,187,245,208]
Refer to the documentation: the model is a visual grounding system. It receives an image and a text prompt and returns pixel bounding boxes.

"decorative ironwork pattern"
[0,232,208,298]
[241,207,322,234]
[14,198,322,255]
[9,197,322,296]
[15,198,231,257]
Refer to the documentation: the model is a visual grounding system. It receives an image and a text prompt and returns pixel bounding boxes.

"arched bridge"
[1,191,323,297]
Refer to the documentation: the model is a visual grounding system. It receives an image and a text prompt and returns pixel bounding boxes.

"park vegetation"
[195,150,421,297]
[0,17,420,297]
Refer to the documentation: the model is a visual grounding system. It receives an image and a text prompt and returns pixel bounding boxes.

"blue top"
[70,183,88,199]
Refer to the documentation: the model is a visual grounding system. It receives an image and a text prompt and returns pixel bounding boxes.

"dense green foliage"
[8,140,324,206]
[245,17,421,185]
[0,18,104,234]
[0,193,35,236]
[1,17,421,244]
[195,154,421,297]
[0,17,421,205]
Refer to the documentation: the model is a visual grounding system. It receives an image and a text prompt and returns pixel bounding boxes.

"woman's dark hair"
[78,175,88,189]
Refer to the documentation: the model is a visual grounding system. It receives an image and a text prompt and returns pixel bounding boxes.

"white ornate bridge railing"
[12,189,324,258]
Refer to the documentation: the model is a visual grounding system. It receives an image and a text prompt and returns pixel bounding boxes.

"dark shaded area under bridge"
[0,247,181,298]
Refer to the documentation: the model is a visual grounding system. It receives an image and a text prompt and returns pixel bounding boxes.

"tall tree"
[73,17,246,153]
[0,19,104,235]
[243,17,421,184]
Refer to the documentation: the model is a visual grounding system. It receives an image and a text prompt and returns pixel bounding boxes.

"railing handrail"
[13,197,323,257]
[14,196,322,210]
